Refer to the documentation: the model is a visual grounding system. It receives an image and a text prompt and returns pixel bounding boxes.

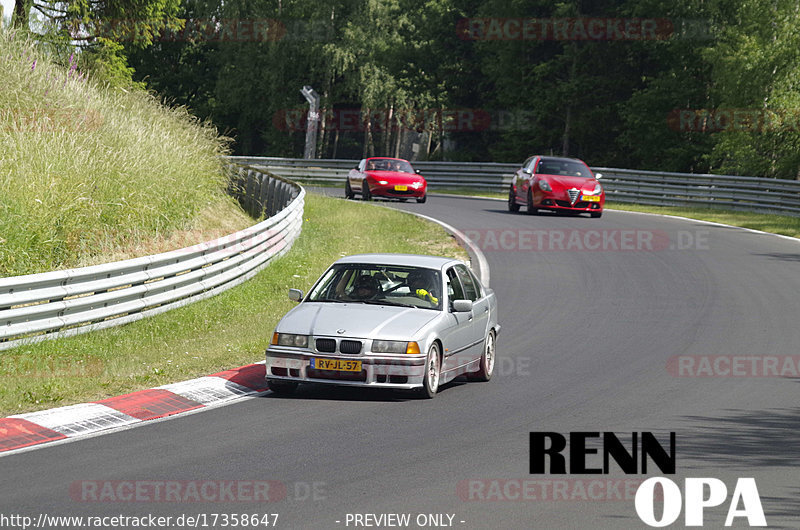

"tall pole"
[300,86,319,159]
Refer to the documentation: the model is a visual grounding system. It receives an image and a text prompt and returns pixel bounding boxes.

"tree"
[702,0,800,178]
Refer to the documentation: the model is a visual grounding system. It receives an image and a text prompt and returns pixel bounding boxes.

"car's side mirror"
[523,168,532,175]
[452,299,473,312]
[595,173,603,179]
[415,169,421,174]
[288,289,303,302]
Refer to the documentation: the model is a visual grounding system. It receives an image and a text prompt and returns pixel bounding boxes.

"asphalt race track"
[1,192,799,529]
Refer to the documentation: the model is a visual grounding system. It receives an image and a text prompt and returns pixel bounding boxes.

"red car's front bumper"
[534,191,604,212]
[369,181,426,199]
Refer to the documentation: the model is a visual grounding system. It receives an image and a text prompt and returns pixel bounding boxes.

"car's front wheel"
[468,329,495,382]
[526,190,538,215]
[345,179,355,199]
[267,379,298,395]
[508,186,520,212]
[591,211,603,218]
[416,193,426,204]
[420,343,441,398]
[362,179,371,201]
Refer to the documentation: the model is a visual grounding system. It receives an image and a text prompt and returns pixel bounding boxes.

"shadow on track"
[262,380,467,403]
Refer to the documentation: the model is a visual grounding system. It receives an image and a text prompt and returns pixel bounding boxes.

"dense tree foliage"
[11,0,182,85]
[13,0,800,178]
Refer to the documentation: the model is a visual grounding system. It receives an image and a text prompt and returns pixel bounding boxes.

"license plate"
[581,195,601,202]
[311,358,362,371]
[394,185,408,191]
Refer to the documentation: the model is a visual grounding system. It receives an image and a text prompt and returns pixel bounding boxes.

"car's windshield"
[307,264,442,310]
[537,159,591,178]
[366,159,414,173]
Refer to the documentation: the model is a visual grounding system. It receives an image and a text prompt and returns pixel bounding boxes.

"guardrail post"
[244,170,258,217]
[278,181,288,210]
[258,172,271,218]
[266,178,278,217]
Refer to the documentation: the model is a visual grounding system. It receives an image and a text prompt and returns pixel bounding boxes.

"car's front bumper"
[369,182,426,199]
[265,347,427,389]
[537,193,604,212]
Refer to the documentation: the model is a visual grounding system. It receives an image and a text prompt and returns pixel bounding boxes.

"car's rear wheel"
[526,190,538,215]
[468,329,495,382]
[591,211,602,218]
[267,379,298,395]
[416,193,426,204]
[345,179,354,199]
[362,179,371,201]
[420,343,441,398]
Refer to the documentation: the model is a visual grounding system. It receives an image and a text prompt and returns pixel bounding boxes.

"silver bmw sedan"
[265,254,500,398]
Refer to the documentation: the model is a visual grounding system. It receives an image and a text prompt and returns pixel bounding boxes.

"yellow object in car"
[415,288,439,304]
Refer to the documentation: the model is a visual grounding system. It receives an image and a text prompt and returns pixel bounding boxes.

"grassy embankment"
[0,30,250,276]
[0,31,468,415]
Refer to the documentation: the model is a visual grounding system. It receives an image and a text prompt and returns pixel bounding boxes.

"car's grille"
[567,188,580,204]
[315,338,363,354]
[316,338,336,352]
[555,200,589,208]
[387,189,414,195]
[339,340,363,354]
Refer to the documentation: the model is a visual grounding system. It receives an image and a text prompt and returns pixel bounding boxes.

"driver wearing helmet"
[349,274,380,300]
[406,269,439,305]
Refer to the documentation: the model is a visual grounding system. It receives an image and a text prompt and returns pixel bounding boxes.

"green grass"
[605,202,800,239]
[430,188,506,199]
[0,193,468,416]
[0,29,240,276]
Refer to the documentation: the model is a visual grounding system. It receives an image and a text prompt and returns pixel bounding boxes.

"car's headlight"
[272,333,309,348]
[590,182,602,194]
[410,181,423,189]
[378,180,389,185]
[372,340,421,354]
[538,180,552,192]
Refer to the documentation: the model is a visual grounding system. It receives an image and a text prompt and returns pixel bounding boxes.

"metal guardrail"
[0,166,304,351]
[230,156,800,217]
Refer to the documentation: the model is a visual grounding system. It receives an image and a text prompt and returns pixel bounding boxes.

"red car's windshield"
[536,160,591,178]
[366,159,414,173]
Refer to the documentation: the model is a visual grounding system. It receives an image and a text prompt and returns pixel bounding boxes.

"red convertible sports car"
[346,157,427,203]
[508,156,604,218]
